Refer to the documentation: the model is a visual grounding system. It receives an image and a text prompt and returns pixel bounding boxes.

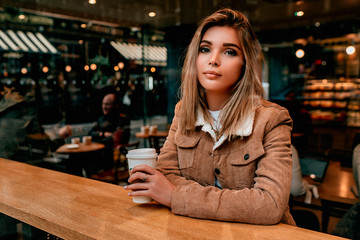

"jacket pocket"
[227,139,265,188]
[175,132,201,169]
[229,139,265,166]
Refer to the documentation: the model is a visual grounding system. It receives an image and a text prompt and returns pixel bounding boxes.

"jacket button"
[244,154,250,160]
[214,168,220,174]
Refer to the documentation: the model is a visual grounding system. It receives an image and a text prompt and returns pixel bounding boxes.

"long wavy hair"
[178,8,264,138]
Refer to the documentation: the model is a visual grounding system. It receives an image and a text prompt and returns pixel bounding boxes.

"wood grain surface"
[56,142,105,154]
[0,158,346,240]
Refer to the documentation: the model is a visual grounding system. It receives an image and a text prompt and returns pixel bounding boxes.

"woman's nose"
[208,52,220,67]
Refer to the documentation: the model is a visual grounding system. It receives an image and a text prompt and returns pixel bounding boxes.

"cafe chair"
[148,135,166,154]
[89,141,140,185]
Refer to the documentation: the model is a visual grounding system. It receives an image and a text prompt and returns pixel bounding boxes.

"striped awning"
[0,29,57,54]
[110,41,167,67]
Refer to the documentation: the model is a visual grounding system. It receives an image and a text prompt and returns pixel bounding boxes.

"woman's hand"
[124,165,175,207]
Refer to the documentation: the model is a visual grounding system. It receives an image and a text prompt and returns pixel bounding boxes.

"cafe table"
[292,160,360,232]
[0,158,346,240]
[56,142,105,154]
[136,131,168,151]
[56,142,105,177]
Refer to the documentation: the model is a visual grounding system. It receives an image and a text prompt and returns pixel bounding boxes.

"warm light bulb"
[149,12,156,17]
[42,66,49,73]
[88,0,96,4]
[346,46,356,55]
[295,11,304,17]
[18,14,25,20]
[295,49,305,58]
[84,65,89,71]
[114,66,119,71]
[150,67,156,73]
[118,62,124,70]
[21,68,27,74]
[90,63,97,70]
[65,65,72,72]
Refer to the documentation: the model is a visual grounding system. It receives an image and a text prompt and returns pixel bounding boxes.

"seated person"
[59,125,72,139]
[352,144,360,197]
[290,145,307,197]
[125,9,295,225]
[88,93,130,171]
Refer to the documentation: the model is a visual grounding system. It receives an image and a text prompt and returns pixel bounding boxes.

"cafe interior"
[0,0,360,239]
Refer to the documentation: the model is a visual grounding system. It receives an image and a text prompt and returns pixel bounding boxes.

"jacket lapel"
[195,109,255,150]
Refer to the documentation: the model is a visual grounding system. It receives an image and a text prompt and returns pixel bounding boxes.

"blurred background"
[1,1,360,237]
[0,0,359,161]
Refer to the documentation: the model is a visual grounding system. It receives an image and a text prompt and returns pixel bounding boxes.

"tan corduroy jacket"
[156,99,295,225]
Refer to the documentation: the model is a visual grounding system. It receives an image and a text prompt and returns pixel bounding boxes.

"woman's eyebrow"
[223,43,241,50]
[200,40,241,51]
[200,40,211,45]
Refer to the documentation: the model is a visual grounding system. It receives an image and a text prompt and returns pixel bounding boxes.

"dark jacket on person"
[88,111,130,147]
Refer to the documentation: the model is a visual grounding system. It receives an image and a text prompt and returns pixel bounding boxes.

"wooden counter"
[0,158,345,240]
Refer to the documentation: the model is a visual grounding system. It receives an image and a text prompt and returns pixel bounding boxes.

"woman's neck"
[205,91,231,111]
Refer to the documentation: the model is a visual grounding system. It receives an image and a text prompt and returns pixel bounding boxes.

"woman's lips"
[203,71,221,79]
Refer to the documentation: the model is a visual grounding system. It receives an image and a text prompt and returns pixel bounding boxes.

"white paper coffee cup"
[82,136,92,145]
[127,148,158,203]
[150,125,158,134]
[141,126,150,135]
[71,137,80,144]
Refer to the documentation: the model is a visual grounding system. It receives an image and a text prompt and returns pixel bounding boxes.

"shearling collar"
[195,109,255,150]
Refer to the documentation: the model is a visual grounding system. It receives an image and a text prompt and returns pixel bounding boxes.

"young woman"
[125,8,295,225]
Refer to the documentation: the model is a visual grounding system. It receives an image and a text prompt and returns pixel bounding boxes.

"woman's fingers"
[124,167,175,207]
[128,171,149,183]
[126,182,149,191]
[130,164,157,175]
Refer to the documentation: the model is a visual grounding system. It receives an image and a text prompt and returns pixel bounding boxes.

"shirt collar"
[195,108,254,137]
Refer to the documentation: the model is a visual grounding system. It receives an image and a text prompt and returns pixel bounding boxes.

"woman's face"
[196,26,245,95]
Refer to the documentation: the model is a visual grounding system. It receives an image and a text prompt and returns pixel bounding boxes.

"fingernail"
[128,192,131,196]
[123,186,127,189]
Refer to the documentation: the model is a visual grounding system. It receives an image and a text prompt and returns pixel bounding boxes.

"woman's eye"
[199,47,210,53]
[225,49,237,56]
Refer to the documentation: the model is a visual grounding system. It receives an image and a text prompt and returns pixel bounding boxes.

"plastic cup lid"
[126,148,158,159]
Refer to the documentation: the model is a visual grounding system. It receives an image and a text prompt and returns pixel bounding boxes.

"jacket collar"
[195,109,255,150]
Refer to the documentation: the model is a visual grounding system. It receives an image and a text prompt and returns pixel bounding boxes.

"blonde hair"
[178,8,264,138]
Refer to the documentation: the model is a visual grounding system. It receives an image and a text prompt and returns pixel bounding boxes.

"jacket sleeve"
[156,104,293,224]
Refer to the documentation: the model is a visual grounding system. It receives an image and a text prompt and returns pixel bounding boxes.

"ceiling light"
[346,46,356,55]
[65,65,72,72]
[148,12,156,17]
[88,0,96,4]
[90,63,97,71]
[315,22,320,27]
[295,49,305,58]
[18,14,25,20]
[294,11,304,17]
[80,23,87,28]
[118,62,124,70]
[42,66,49,73]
